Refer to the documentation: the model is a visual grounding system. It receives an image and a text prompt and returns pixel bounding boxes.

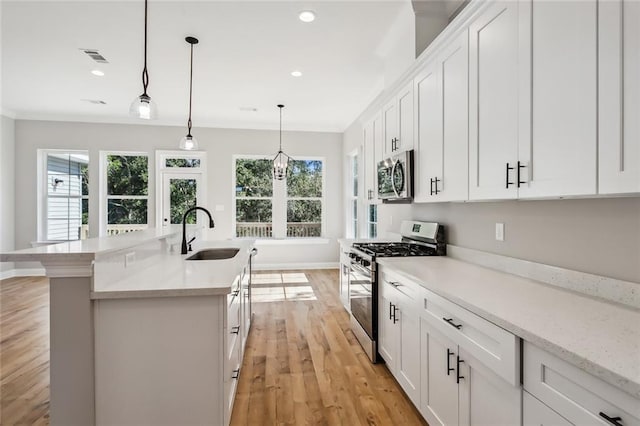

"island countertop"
[91,239,256,300]
[377,256,640,399]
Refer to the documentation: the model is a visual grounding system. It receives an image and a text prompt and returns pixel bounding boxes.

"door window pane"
[169,178,197,224]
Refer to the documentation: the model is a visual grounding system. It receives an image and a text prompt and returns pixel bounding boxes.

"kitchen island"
[0,228,256,426]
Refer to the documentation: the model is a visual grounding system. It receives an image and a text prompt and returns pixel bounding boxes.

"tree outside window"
[106,154,149,229]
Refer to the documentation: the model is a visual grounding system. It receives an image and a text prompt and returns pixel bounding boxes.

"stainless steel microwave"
[377,150,414,202]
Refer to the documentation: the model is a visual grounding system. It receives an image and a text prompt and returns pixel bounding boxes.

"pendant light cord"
[278,105,284,151]
[141,0,149,95]
[187,42,194,136]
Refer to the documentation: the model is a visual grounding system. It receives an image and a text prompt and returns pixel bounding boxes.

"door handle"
[456,355,465,383]
[430,178,434,196]
[517,161,527,187]
[231,326,240,334]
[232,368,240,379]
[446,348,455,376]
[392,305,399,324]
[389,302,393,320]
[434,177,441,194]
[506,163,515,188]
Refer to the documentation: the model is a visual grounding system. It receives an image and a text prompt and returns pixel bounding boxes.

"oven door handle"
[390,160,401,198]
[350,261,371,278]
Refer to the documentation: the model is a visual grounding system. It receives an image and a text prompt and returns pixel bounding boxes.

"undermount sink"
[185,248,240,261]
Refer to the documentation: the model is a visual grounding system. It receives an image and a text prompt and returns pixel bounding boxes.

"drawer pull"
[231,326,240,334]
[456,356,465,384]
[446,349,455,376]
[232,369,240,380]
[232,290,240,297]
[443,317,462,329]
[599,412,623,426]
[388,281,401,288]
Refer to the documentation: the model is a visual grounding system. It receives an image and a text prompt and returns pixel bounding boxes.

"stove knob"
[361,259,370,267]
[349,252,356,259]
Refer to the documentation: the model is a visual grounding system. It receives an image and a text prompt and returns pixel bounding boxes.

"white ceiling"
[1,1,411,132]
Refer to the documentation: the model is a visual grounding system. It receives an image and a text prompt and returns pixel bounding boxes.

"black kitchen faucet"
[181,206,215,255]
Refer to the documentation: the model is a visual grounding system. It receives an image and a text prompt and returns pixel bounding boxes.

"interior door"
[162,173,203,226]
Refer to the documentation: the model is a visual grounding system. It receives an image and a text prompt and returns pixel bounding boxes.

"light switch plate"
[495,223,505,241]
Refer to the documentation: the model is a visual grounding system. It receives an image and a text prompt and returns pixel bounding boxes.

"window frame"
[347,150,359,239]
[232,155,326,239]
[37,149,90,242]
[99,151,150,237]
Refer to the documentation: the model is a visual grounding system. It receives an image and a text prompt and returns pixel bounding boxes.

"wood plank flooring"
[231,270,426,425]
[0,271,425,425]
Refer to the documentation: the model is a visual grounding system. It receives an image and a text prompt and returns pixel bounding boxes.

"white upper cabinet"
[468,2,523,200]
[415,31,469,203]
[517,0,598,198]
[383,82,414,157]
[599,0,640,194]
[363,113,383,204]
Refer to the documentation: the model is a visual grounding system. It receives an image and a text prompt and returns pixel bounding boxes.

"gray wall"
[14,119,343,267]
[1,115,15,274]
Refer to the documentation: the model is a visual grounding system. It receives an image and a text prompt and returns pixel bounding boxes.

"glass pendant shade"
[179,134,199,151]
[273,150,290,180]
[129,94,157,120]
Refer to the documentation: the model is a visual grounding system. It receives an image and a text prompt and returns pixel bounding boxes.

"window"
[38,150,89,241]
[234,156,324,238]
[287,160,323,237]
[349,153,358,238]
[367,205,378,238]
[235,158,273,238]
[102,153,149,236]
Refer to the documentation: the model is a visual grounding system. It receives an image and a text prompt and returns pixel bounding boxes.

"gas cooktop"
[352,242,438,258]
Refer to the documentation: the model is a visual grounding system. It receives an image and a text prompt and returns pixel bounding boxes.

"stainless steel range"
[348,220,446,362]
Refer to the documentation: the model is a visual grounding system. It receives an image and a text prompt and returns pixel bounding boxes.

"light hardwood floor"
[0,271,426,425]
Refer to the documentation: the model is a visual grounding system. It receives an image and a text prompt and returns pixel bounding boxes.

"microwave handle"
[390,160,401,198]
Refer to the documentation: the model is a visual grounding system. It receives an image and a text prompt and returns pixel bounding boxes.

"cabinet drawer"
[420,286,519,386]
[524,342,640,426]
[523,391,572,426]
[380,269,420,306]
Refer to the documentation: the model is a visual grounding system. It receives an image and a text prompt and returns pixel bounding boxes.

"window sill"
[237,238,330,246]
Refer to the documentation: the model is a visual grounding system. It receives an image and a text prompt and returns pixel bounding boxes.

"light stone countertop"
[0,226,183,262]
[91,239,255,300]
[377,256,640,399]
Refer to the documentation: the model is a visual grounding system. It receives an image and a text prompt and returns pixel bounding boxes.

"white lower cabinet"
[380,266,521,426]
[523,342,640,426]
[339,249,351,312]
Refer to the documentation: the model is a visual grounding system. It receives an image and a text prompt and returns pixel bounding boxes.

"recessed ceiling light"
[291,70,303,77]
[298,10,316,23]
[91,69,105,77]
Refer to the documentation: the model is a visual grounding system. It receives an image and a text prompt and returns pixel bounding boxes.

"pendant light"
[129,0,157,120]
[273,104,291,180]
[179,36,199,150]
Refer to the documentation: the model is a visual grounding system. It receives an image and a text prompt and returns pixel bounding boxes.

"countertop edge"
[91,286,232,300]
[377,257,640,400]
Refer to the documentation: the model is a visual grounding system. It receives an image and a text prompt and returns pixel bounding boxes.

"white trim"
[251,238,330,246]
[1,268,47,280]
[252,262,339,271]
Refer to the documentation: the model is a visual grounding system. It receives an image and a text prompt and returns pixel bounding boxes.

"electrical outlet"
[495,223,505,242]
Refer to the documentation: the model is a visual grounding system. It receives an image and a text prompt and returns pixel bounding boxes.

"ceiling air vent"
[82,99,107,105]
[81,49,109,64]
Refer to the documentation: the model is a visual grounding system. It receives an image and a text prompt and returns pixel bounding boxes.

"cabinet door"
[414,60,442,202]
[439,30,469,202]
[397,81,414,153]
[517,0,597,198]
[420,318,458,426]
[396,297,420,406]
[339,263,350,312]
[382,99,397,158]
[378,294,398,373]
[364,119,375,202]
[523,391,573,426]
[468,1,522,200]
[458,347,522,426]
[599,0,640,194]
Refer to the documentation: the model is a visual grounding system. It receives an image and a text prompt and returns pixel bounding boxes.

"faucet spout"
[181,206,215,255]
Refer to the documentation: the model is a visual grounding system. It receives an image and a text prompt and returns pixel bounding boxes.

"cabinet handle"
[505,163,515,188]
[233,290,240,297]
[517,161,527,188]
[231,326,240,334]
[434,177,441,194]
[456,356,465,383]
[392,305,399,324]
[389,302,393,320]
[430,178,434,196]
[599,413,624,426]
[446,348,455,376]
[388,281,401,288]
[232,368,240,379]
[443,317,462,330]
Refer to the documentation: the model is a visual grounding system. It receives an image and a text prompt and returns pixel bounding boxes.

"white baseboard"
[0,268,47,280]
[253,262,339,271]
